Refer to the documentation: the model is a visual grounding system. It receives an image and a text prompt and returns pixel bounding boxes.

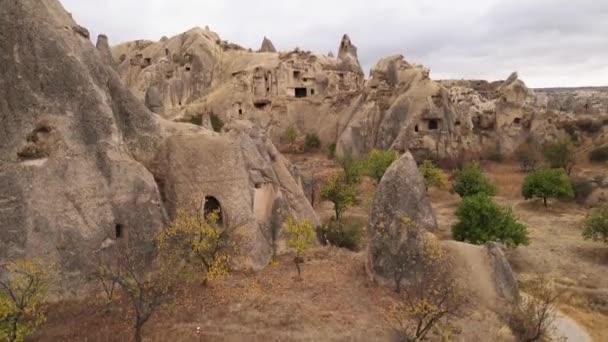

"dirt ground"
[31,157,608,341]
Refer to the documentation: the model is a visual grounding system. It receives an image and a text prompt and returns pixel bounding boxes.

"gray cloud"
[60,0,608,87]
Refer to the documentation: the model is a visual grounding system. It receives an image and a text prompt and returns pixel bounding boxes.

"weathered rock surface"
[0,0,318,285]
[258,36,277,53]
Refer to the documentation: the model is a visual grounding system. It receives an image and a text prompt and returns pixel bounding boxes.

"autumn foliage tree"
[386,218,466,341]
[321,175,356,221]
[0,259,48,342]
[510,276,561,342]
[284,217,315,279]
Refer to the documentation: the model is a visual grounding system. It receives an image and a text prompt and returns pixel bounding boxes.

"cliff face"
[0,0,318,285]
[114,29,608,163]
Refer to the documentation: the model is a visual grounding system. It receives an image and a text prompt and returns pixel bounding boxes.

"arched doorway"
[203,196,224,226]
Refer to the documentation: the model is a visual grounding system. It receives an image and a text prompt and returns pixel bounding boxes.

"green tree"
[582,203,608,245]
[0,259,47,342]
[521,168,574,208]
[321,175,356,221]
[452,194,529,247]
[363,149,398,183]
[338,154,362,185]
[451,162,496,198]
[419,160,448,190]
[284,217,315,278]
[543,138,576,175]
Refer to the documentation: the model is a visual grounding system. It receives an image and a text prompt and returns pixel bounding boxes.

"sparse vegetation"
[510,276,561,342]
[386,219,465,340]
[570,177,595,204]
[321,175,356,221]
[327,143,337,159]
[419,160,448,190]
[452,161,497,198]
[317,220,363,251]
[452,194,529,247]
[210,113,224,132]
[189,114,203,126]
[338,154,362,185]
[363,149,398,183]
[0,259,48,342]
[589,145,608,163]
[543,138,576,175]
[283,217,315,278]
[515,138,543,172]
[304,133,321,151]
[582,203,608,245]
[285,126,297,145]
[522,168,574,208]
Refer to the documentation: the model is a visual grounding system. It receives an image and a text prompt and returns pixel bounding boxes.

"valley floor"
[31,157,608,341]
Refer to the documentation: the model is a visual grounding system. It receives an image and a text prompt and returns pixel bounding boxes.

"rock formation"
[96,34,116,69]
[0,0,318,285]
[258,36,277,53]
[367,151,519,316]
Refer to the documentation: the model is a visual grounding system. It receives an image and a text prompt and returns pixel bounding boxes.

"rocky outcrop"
[258,36,277,53]
[96,34,116,69]
[0,0,318,285]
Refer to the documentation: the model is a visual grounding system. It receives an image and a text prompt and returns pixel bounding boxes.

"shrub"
[570,177,595,204]
[317,220,363,251]
[321,175,356,221]
[304,133,321,151]
[363,149,398,183]
[543,138,576,175]
[522,168,574,208]
[327,143,336,159]
[189,114,203,126]
[590,146,608,163]
[0,259,48,342]
[419,160,448,190]
[285,126,297,145]
[582,203,608,245]
[338,154,362,185]
[284,217,315,278]
[452,194,529,247]
[514,139,543,172]
[209,113,224,132]
[452,161,496,198]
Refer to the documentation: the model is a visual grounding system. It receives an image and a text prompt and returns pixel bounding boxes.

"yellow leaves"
[155,208,233,283]
[0,259,48,342]
[283,217,315,257]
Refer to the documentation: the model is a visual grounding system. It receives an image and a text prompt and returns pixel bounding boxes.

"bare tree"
[385,218,466,341]
[510,275,561,342]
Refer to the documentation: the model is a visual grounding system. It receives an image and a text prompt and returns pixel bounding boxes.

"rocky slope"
[114,30,608,163]
[0,0,318,286]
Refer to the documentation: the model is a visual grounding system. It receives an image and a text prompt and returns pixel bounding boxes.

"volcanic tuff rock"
[258,36,277,53]
[0,0,318,285]
[114,28,608,163]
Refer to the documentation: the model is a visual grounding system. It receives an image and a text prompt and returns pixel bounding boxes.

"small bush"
[522,168,574,208]
[363,149,398,183]
[304,133,321,151]
[338,154,363,186]
[582,203,608,245]
[189,114,203,126]
[210,114,224,132]
[327,143,337,159]
[570,177,595,204]
[590,146,608,163]
[452,161,496,198]
[317,220,363,251]
[543,138,576,175]
[452,194,529,247]
[510,276,561,342]
[285,126,297,145]
[419,160,448,190]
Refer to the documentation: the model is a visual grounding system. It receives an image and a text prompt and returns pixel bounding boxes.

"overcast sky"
[60,0,608,88]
